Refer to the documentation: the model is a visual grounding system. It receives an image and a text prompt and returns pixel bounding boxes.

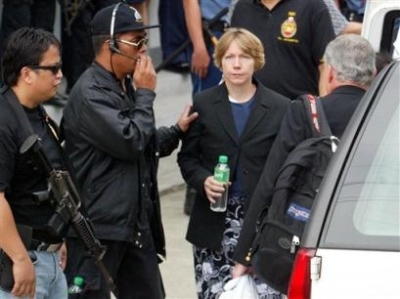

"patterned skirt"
[193,195,283,299]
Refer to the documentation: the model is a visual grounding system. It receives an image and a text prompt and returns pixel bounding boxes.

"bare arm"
[0,192,35,298]
[340,22,362,35]
[334,0,340,8]
[318,62,328,97]
[183,0,210,78]
[130,0,150,25]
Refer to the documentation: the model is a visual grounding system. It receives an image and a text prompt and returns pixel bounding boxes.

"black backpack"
[251,95,339,294]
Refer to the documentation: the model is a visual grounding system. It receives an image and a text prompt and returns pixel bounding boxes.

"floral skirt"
[193,195,283,299]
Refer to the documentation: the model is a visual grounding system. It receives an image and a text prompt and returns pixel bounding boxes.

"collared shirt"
[345,0,366,15]
[200,0,231,22]
[231,0,335,99]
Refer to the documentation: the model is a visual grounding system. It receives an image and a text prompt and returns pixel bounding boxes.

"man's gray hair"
[324,34,376,87]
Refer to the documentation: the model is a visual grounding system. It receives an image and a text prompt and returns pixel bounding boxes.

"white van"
[285,2,400,299]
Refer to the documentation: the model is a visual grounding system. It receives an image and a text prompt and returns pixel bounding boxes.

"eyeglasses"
[29,63,62,75]
[115,36,149,49]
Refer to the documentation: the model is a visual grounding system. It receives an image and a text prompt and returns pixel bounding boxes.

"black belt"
[342,8,364,22]
[29,239,63,252]
[348,12,364,22]
[204,19,229,32]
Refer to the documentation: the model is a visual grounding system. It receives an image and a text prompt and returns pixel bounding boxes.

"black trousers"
[340,7,364,22]
[158,0,190,67]
[65,238,165,299]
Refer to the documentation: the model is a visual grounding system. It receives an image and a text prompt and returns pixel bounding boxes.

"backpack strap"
[301,94,333,137]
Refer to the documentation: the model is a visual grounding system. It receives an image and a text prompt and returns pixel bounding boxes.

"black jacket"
[61,62,181,258]
[233,85,366,264]
[178,80,290,251]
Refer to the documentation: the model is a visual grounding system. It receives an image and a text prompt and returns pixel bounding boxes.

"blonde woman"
[178,28,290,299]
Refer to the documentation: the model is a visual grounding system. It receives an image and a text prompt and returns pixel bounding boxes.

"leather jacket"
[61,62,180,257]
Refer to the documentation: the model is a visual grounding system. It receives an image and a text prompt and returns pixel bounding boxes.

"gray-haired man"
[232,34,376,285]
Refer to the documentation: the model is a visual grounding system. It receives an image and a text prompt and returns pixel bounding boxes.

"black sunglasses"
[29,62,62,75]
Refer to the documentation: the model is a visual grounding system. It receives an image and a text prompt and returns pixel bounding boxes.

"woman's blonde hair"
[213,27,265,71]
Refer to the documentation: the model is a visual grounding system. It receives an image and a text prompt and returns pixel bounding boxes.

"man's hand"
[192,46,211,79]
[58,242,67,270]
[0,193,35,298]
[134,54,157,91]
[11,255,35,298]
[176,104,199,133]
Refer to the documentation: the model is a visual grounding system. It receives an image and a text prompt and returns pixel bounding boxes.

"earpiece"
[109,3,121,53]
[109,39,120,53]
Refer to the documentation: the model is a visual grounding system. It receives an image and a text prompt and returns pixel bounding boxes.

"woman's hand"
[232,262,251,278]
[204,176,226,203]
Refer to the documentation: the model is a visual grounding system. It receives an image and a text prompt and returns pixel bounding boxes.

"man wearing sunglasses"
[60,0,150,95]
[0,27,67,299]
[61,3,198,299]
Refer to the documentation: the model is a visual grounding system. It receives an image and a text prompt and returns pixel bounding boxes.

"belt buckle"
[37,242,62,252]
[46,243,62,252]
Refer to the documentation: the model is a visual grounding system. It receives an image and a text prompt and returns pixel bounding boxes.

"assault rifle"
[19,134,117,296]
[59,0,93,35]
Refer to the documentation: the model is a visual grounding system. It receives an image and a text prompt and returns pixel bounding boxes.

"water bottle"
[211,155,230,212]
[68,275,84,298]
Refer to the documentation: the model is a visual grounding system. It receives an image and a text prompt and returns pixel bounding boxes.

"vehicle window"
[391,17,400,59]
[380,10,400,57]
[324,66,400,250]
[353,105,399,237]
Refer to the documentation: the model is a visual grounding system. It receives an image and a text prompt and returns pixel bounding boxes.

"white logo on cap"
[129,6,143,23]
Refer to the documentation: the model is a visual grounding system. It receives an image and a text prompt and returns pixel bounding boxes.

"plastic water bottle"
[211,155,230,212]
[68,275,84,297]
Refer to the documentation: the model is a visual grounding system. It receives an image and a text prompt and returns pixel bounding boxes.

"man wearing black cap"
[61,3,197,298]
[61,0,149,94]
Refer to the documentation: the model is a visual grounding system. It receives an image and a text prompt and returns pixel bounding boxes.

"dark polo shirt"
[0,91,64,243]
[231,0,335,100]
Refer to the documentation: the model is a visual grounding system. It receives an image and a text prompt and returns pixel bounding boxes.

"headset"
[109,2,122,54]
[108,2,140,62]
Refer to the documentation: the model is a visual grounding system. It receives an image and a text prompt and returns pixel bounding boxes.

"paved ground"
[150,70,198,299]
[159,187,197,299]
[152,71,198,298]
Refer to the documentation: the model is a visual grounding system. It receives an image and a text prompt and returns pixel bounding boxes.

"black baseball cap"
[90,2,159,36]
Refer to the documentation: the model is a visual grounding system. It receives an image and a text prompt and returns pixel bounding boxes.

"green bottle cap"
[74,276,84,286]
[219,155,228,163]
